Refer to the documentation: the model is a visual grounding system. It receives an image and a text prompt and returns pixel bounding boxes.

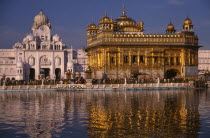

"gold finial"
[91,17,95,24]
[122,2,126,16]
[104,10,107,17]
[40,9,43,14]
[169,18,172,24]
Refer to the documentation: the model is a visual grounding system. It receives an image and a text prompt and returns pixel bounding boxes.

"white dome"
[26,34,34,41]
[13,42,23,49]
[53,34,60,41]
[32,10,51,29]
[34,10,48,25]
[23,37,28,43]
[17,61,24,68]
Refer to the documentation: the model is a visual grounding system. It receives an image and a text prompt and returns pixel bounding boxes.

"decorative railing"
[57,84,84,89]
[87,34,198,47]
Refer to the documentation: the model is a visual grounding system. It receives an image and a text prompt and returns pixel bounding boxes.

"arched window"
[40,55,51,65]
[55,56,61,66]
[29,56,35,66]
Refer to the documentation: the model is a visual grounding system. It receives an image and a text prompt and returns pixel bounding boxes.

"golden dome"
[100,12,112,24]
[114,4,136,26]
[32,10,51,29]
[89,23,96,28]
[115,11,136,26]
[184,17,192,25]
[166,21,176,34]
[139,21,144,26]
[87,21,98,30]
[167,22,175,30]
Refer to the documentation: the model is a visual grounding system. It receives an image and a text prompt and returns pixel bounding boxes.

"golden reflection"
[0,90,202,137]
[85,91,200,137]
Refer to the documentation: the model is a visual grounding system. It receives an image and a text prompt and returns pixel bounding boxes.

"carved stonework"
[40,55,51,65]
[29,56,35,66]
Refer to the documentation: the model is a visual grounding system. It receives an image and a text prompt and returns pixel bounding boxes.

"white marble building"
[198,50,210,74]
[0,10,88,80]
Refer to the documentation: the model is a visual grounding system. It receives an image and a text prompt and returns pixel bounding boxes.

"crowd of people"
[0,76,86,86]
[0,76,191,86]
[92,78,189,84]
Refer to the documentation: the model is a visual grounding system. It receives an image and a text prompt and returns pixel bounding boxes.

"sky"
[0,0,210,49]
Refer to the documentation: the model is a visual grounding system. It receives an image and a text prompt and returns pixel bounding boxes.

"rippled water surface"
[0,89,210,137]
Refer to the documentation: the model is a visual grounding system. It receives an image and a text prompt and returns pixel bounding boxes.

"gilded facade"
[85,8,200,79]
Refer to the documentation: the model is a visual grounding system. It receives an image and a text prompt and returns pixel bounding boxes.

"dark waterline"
[0,90,210,137]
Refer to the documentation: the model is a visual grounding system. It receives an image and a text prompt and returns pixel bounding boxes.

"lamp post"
[204,69,210,88]
[2,74,6,86]
[53,74,56,85]
[39,74,44,86]
[85,66,92,86]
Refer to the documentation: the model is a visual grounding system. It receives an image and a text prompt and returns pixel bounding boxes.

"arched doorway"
[40,68,50,78]
[55,68,61,80]
[29,68,35,80]
[165,69,178,79]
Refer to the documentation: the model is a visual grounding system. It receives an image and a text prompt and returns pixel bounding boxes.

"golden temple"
[85,6,200,79]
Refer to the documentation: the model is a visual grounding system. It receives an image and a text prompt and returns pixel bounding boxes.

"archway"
[55,68,61,80]
[40,68,50,78]
[165,69,178,79]
[29,68,35,80]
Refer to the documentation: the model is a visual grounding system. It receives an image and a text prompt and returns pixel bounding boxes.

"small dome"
[23,37,28,42]
[26,34,34,41]
[13,42,23,49]
[17,61,24,68]
[166,21,176,34]
[167,22,175,30]
[15,42,22,46]
[139,21,144,26]
[89,23,96,28]
[87,21,98,30]
[100,12,112,24]
[184,17,192,25]
[102,16,110,21]
[53,34,60,41]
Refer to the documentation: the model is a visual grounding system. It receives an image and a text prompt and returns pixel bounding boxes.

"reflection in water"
[86,91,200,137]
[0,90,209,137]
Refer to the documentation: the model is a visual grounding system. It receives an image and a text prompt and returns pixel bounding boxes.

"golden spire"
[91,17,95,24]
[104,10,107,17]
[122,3,127,16]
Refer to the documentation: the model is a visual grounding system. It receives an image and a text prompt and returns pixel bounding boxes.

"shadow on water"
[0,89,210,137]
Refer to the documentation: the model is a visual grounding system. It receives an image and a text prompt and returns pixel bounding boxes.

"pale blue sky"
[0,0,210,49]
